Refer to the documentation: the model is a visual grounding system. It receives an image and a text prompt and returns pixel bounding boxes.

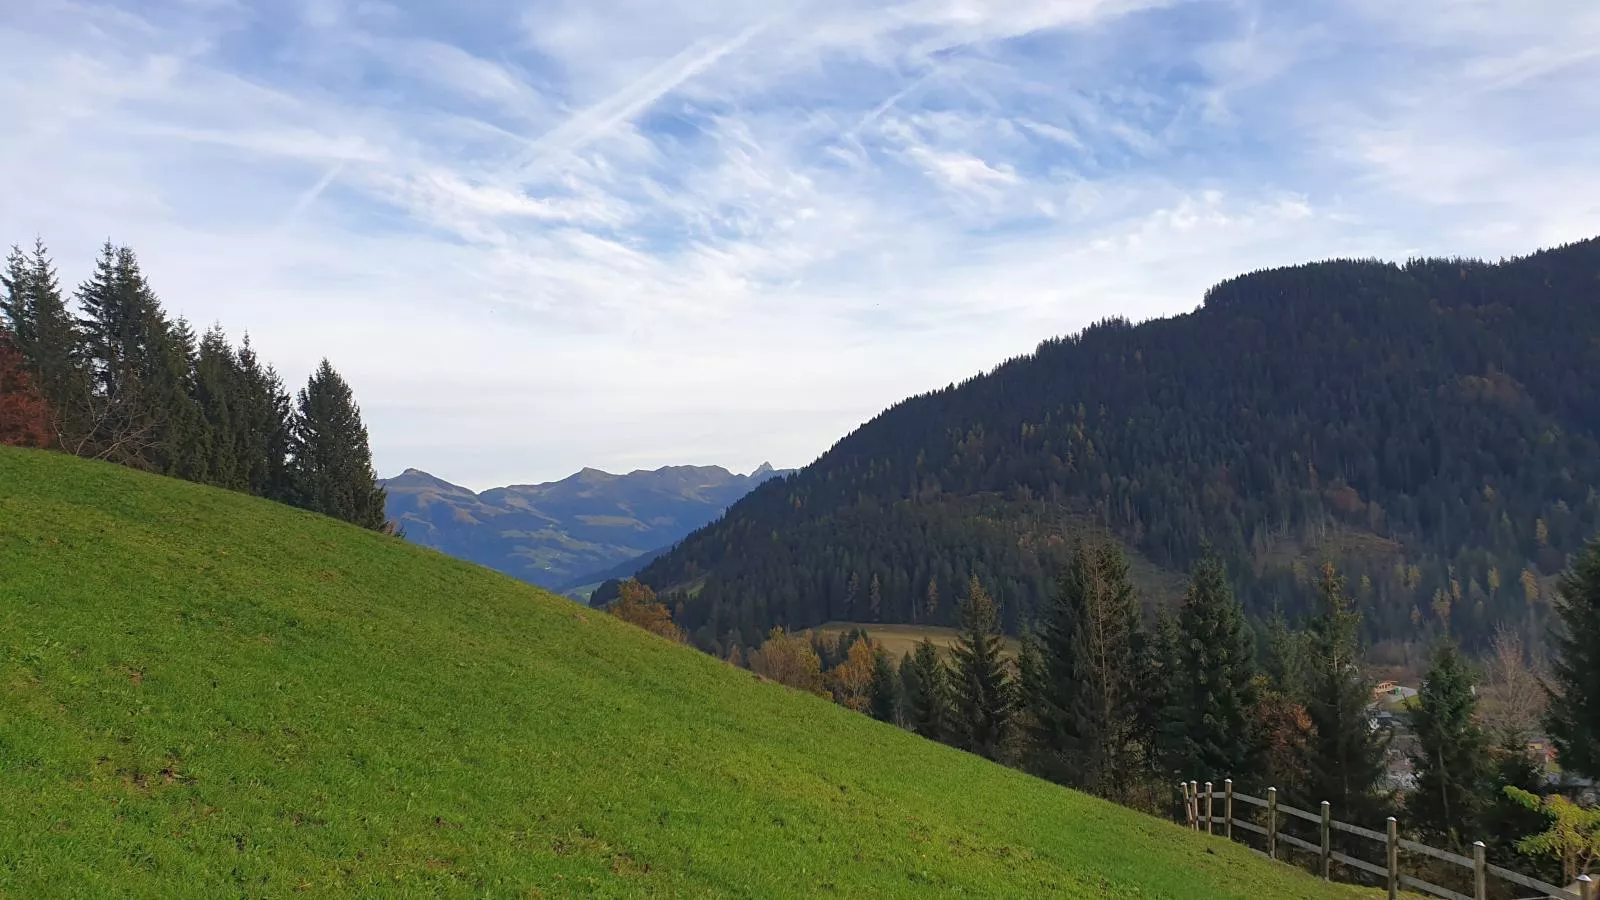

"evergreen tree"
[1408,641,1491,849]
[951,575,1013,760]
[73,243,194,469]
[1483,729,1561,883]
[1304,563,1389,821]
[288,359,388,530]
[1028,541,1145,797]
[232,335,293,502]
[868,647,899,724]
[1,240,84,443]
[1163,554,1260,786]
[193,324,242,489]
[901,639,952,741]
[1546,537,1600,779]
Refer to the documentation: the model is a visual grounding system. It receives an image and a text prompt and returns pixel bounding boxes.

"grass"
[811,623,1022,660]
[0,447,1385,899]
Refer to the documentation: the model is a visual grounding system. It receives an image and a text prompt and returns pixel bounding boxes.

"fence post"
[1386,816,1399,900]
[1225,779,1234,840]
[1580,874,1595,900]
[1472,840,1486,900]
[1266,787,1277,860]
[1320,801,1331,880]
[1190,781,1199,831]
[1204,781,1213,835]
[1178,782,1189,827]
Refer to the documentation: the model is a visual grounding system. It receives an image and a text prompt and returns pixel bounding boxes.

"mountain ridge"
[382,461,793,590]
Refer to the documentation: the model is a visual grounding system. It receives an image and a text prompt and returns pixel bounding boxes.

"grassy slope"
[0,448,1379,899]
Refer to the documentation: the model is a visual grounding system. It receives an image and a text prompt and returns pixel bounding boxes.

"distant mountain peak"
[382,468,477,497]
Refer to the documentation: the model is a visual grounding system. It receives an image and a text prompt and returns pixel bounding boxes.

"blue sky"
[2,0,1597,489]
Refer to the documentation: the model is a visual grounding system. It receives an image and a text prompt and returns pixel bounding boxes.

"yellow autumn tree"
[826,635,879,712]
[607,579,686,643]
[749,628,828,698]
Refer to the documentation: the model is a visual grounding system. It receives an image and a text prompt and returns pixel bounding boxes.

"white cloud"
[0,0,1596,489]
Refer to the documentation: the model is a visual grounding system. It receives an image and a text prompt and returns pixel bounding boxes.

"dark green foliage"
[869,647,899,724]
[2,240,84,438]
[633,238,1600,655]
[1483,730,1559,882]
[289,360,388,531]
[951,576,1014,761]
[1161,554,1259,786]
[901,639,953,741]
[1026,541,1147,797]
[193,324,242,490]
[1545,538,1600,779]
[231,335,294,502]
[1407,642,1491,848]
[1304,564,1389,822]
[71,242,205,474]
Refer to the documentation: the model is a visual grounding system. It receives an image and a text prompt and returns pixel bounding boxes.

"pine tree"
[951,575,1013,760]
[1163,554,1260,786]
[288,359,387,530]
[1304,562,1389,821]
[869,647,899,724]
[1546,537,1600,779]
[1028,541,1145,797]
[901,639,952,741]
[1408,641,1491,849]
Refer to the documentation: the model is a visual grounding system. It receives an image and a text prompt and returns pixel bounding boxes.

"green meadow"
[0,446,1384,898]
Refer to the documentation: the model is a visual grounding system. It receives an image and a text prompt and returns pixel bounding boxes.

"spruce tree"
[193,324,242,489]
[902,639,952,742]
[1164,554,1260,786]
[1,240,84,443]
[1304,562,1389,821]
[1483,730,1559,882]
[74,243,193,469]
[951,575,1013,760]
[1028,541,1145,797]
[232,335,293,502]
[868,647,899,724]
[1,247,37,358]
[1546,537,1600,778]
[1408,641,1491,849]
[288,359,388,530]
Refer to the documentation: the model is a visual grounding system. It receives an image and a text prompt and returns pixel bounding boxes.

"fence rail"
[1179,778,1589,900]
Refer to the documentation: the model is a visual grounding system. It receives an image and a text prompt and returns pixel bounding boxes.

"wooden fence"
[1180,779,1593,900]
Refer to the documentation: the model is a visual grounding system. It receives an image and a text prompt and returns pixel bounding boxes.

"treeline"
[624,537,1600,888]
[622,237,1600,656]
[0,239,387,530]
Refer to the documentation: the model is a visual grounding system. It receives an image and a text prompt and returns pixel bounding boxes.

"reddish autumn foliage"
[0,336,54,448]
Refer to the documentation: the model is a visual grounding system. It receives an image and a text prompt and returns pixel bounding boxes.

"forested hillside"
[620,238,1600,656]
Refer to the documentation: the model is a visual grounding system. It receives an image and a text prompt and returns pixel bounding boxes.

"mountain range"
[607,237,1600,657]
[381,463,792,592]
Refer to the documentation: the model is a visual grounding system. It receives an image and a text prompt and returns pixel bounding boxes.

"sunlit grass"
[1,446,1384,898]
